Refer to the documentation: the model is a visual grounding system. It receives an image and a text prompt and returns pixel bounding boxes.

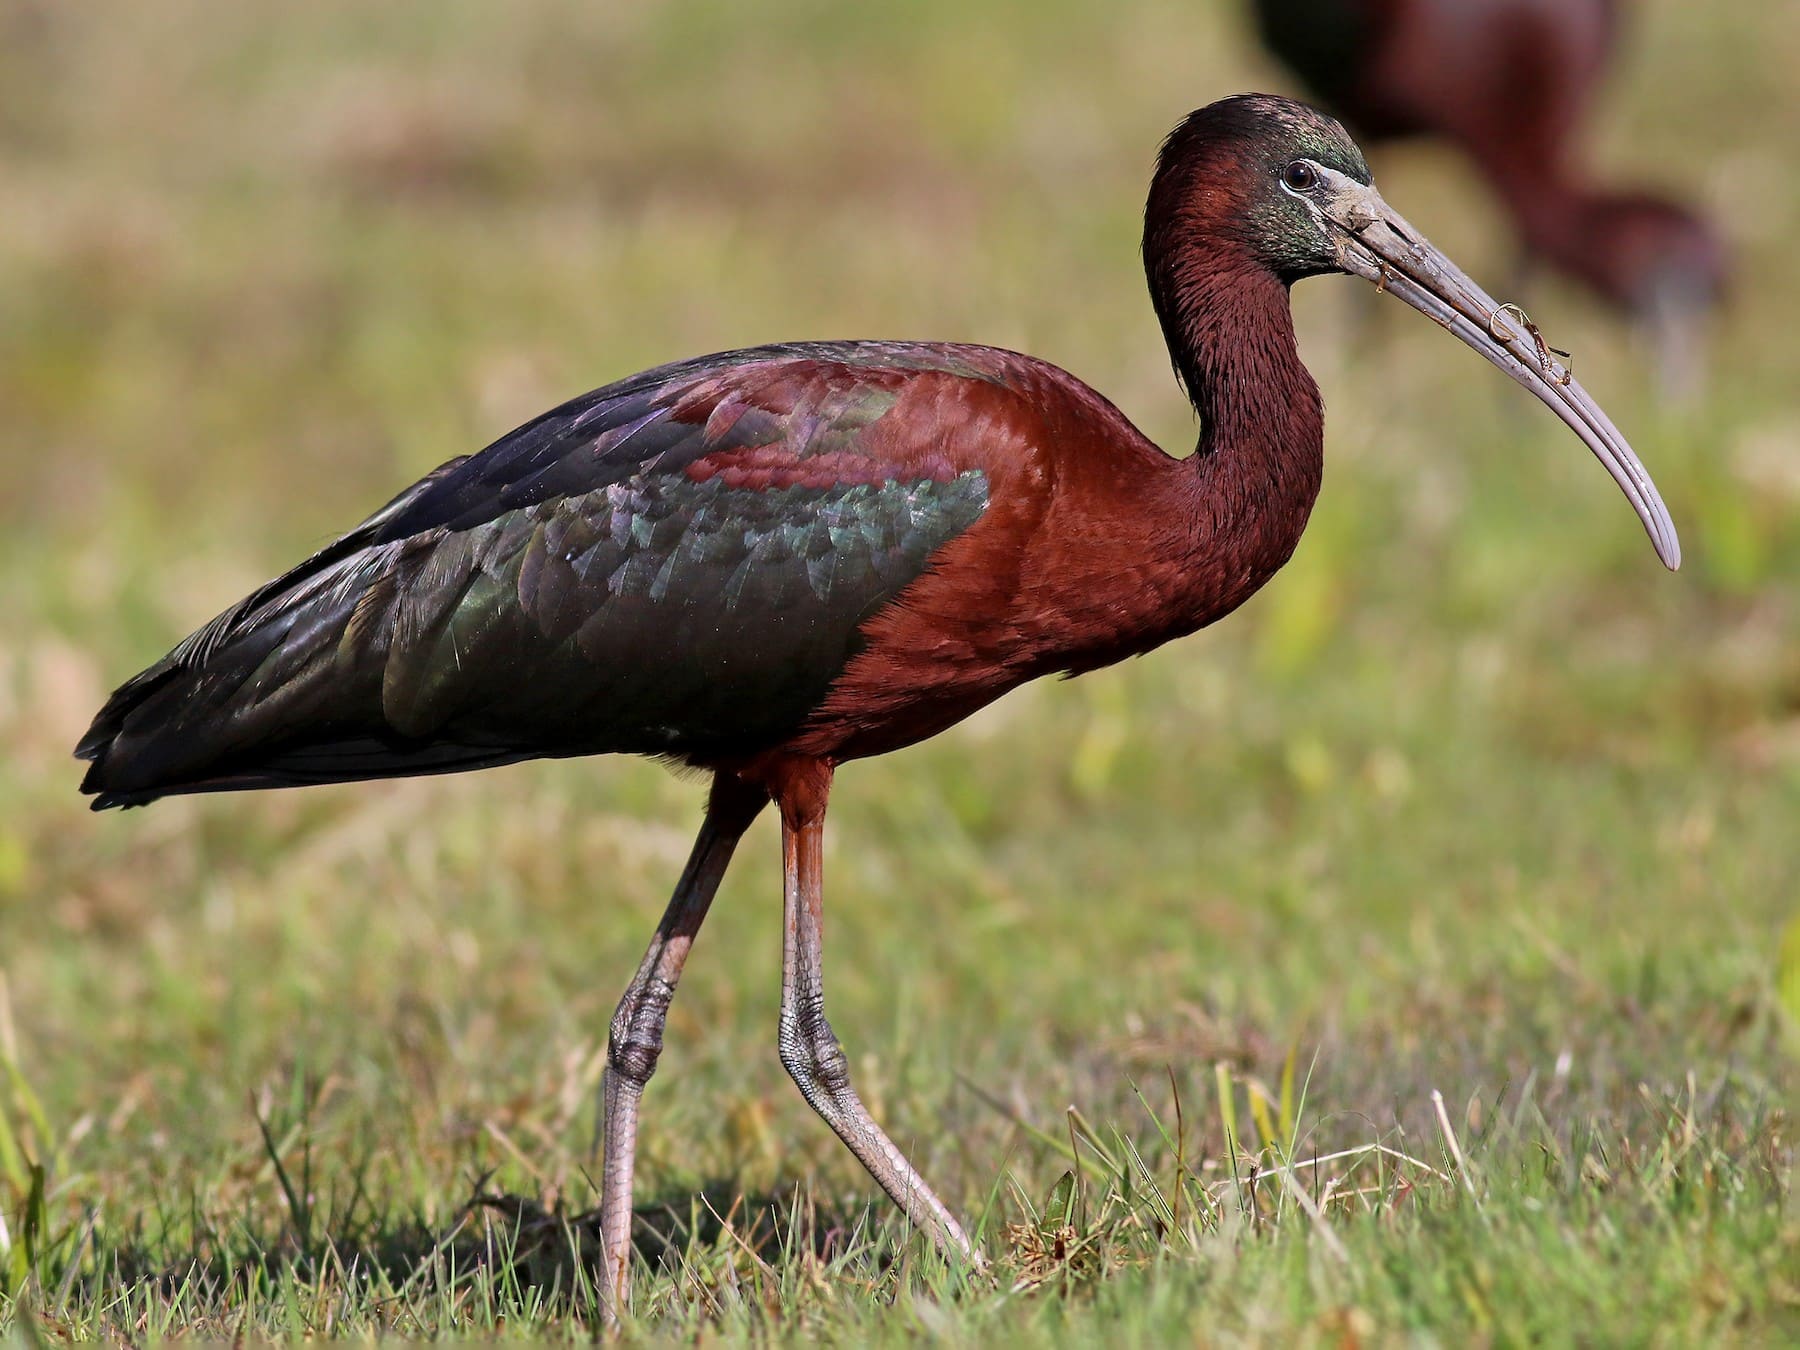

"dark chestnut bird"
[1250,0,1725,378]
[77,95,1678,1321]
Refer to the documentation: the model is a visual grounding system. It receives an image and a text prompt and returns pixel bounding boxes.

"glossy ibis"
[1250,0,1725,382]
[76,95,1678,1320]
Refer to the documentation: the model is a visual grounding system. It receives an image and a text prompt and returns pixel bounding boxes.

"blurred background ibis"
[1250,0,1727,388]
[75,93,1679,1320]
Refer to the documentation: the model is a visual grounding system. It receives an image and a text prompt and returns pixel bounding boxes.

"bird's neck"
[1156,252,1325,610]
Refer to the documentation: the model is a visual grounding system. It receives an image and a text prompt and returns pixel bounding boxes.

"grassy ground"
[2,0,1797,1341]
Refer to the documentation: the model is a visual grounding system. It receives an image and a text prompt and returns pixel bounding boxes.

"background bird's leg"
[774,761,981,1267]
[598,773,766,1327]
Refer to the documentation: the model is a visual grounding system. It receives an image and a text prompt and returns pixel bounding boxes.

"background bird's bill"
[1313,166,1682,572]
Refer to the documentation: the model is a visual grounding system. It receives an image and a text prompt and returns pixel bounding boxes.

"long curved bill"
[1318,170,1681,570]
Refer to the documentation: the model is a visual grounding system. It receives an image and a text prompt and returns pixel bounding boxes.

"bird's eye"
[1282,160,1318,192]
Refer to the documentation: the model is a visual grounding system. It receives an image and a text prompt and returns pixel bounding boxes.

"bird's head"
[1144,93,1680,571]
[1146,93,1374,284]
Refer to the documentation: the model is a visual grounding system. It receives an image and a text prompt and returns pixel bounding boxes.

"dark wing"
[77,343,998,807]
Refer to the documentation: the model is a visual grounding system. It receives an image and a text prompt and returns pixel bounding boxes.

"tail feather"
[75,520,562,809]
[77,627,534,809]
[77,542,440,809]
[83,736,535,810]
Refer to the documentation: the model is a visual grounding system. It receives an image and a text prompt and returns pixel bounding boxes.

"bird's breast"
[776,454,1210,763]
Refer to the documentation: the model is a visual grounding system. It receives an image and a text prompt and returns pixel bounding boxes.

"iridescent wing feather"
[77,343,996,806]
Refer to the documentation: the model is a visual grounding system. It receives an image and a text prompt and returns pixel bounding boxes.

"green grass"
[2,0,1798,1341]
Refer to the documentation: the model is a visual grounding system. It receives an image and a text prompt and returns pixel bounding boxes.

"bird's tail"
[75,588,379,808]
[74,545,524,809]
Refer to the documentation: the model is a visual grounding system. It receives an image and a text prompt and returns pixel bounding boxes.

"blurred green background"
[0,0,1795,1340]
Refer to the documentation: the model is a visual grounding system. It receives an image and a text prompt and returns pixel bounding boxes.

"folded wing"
[77,343,996,807]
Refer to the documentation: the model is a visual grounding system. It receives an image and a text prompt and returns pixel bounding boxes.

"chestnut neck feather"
[1147,230,1326,621]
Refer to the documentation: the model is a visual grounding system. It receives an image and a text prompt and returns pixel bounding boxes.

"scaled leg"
[774,765,979,1265]
[598,774,765,1326]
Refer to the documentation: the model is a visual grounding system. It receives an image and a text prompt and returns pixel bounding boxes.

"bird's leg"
[598,773,766,1328]
[774,762,981,1267]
